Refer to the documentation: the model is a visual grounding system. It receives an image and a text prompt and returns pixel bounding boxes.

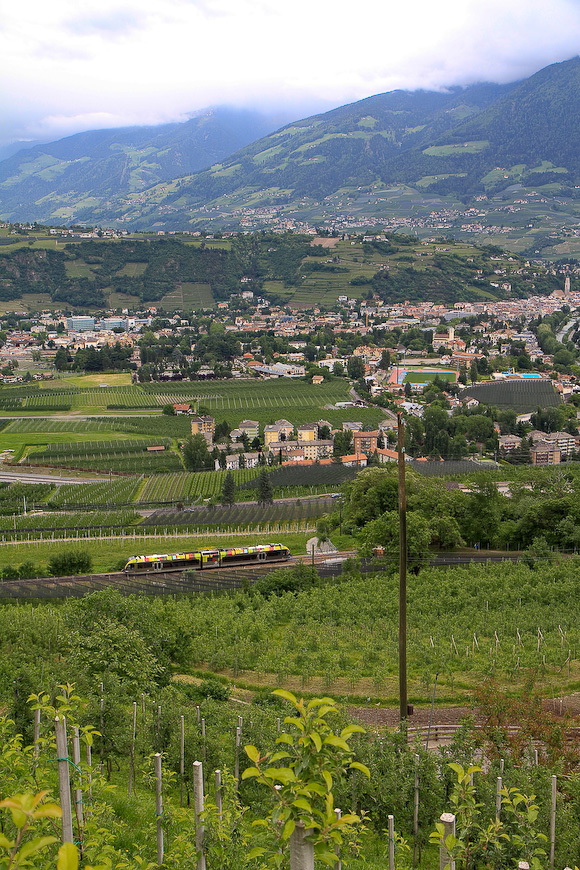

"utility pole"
[397,412,407,723]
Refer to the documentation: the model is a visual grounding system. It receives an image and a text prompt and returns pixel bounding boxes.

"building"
[296,424,318,442]
[353,430,380,455]
[264,419,294,446]
[190,415,215,446]
[238,420,259,439]
[498,434,522,453]
[67,316,95,331]
[530,441,561,465]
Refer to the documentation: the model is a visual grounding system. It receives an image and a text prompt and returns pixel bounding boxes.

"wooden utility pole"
[397,412,407,723]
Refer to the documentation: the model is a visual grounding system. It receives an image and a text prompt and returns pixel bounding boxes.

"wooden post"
[193,761,206,870]
[86,742,92,804]
[235,725,241,790]
[388,814,395,870]
[496,776,502,822]
[180,715,185,808]
[54,716,73,845]
[215,769,223,822]
[289,820,314,870]
[72,726,83,832]
[129,701,137,796]
[397,411,407,723]
[154,753,163,866]
[413,754,420,867]
[99,695,104,771]
[439,813,455,870]
[33,707,41,760]
[550,774,557,868]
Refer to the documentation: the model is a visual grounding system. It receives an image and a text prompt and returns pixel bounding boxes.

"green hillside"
[5,60,580,255]
[0,229,567,310]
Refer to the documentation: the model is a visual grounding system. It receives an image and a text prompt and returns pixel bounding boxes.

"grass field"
[58,373,133,388]
[0,531,312,573]
[403,369,458,384]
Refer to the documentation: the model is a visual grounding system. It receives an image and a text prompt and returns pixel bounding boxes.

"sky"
[2,0,580,149]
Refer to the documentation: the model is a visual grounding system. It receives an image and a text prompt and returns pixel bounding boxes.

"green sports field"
[402,369,457,384]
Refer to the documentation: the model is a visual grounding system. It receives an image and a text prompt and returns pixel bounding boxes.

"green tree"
[347,356,365,380]
[47,548,92,577]
[256,468,273,506]
[221,471,236,507]
[54,348,69,371]
[182,433,211,471]
[243,690,369,867]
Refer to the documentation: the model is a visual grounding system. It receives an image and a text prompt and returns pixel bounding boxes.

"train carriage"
[123,543,290,573]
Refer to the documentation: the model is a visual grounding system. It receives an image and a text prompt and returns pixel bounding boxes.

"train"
[122,542,291,573]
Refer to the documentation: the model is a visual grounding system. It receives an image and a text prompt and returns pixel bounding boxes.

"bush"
[48,548,93,577]
[198,677,230,702]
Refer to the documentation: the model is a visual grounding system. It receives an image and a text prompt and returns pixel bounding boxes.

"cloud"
[1,0,580,148]
[65,8,145,38]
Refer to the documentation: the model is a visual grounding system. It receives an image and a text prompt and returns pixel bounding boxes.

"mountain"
[3,57,580,256]
[0,107,292,224]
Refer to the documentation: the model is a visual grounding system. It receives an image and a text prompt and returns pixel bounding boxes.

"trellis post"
[193,761,206,870]
[154,752,163,865]
[388,814,395,870]
[550,774,557,868]
[439,813,455,870]
[55,716,74,845]
[289,820,314,870]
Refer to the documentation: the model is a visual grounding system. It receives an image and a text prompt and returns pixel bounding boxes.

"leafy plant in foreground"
[243,689,369,867]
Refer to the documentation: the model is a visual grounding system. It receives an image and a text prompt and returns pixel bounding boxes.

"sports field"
[388,367,458,386]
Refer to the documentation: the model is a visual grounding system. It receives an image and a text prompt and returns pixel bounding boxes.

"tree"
[182,433,211,471]
[347,356,365,380]
[243,691,368,867]
[54,348,69,371]
[221,471,236,506]
[256,468,273,505]
[333,429,353,457]
[378,349,391,370]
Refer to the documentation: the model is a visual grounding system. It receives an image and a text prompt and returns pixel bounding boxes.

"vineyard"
[25,438,184,473]
[47,477,143,508]
[0,509,140,540]
[137,469,260,503]
[2,567,580,870]
[239,462,357,491]
[0,482,54,514]
[458,378,561,411]
[142,497,336,528]
[0,378,387,429]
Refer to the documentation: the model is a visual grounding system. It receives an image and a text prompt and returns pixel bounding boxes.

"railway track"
[0,550,523,600]
[0,551,358,599]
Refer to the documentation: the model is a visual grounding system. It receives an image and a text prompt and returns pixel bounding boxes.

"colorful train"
[122,542,291,573]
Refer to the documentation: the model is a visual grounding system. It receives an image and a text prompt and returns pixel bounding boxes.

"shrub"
[47,548,93,577]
